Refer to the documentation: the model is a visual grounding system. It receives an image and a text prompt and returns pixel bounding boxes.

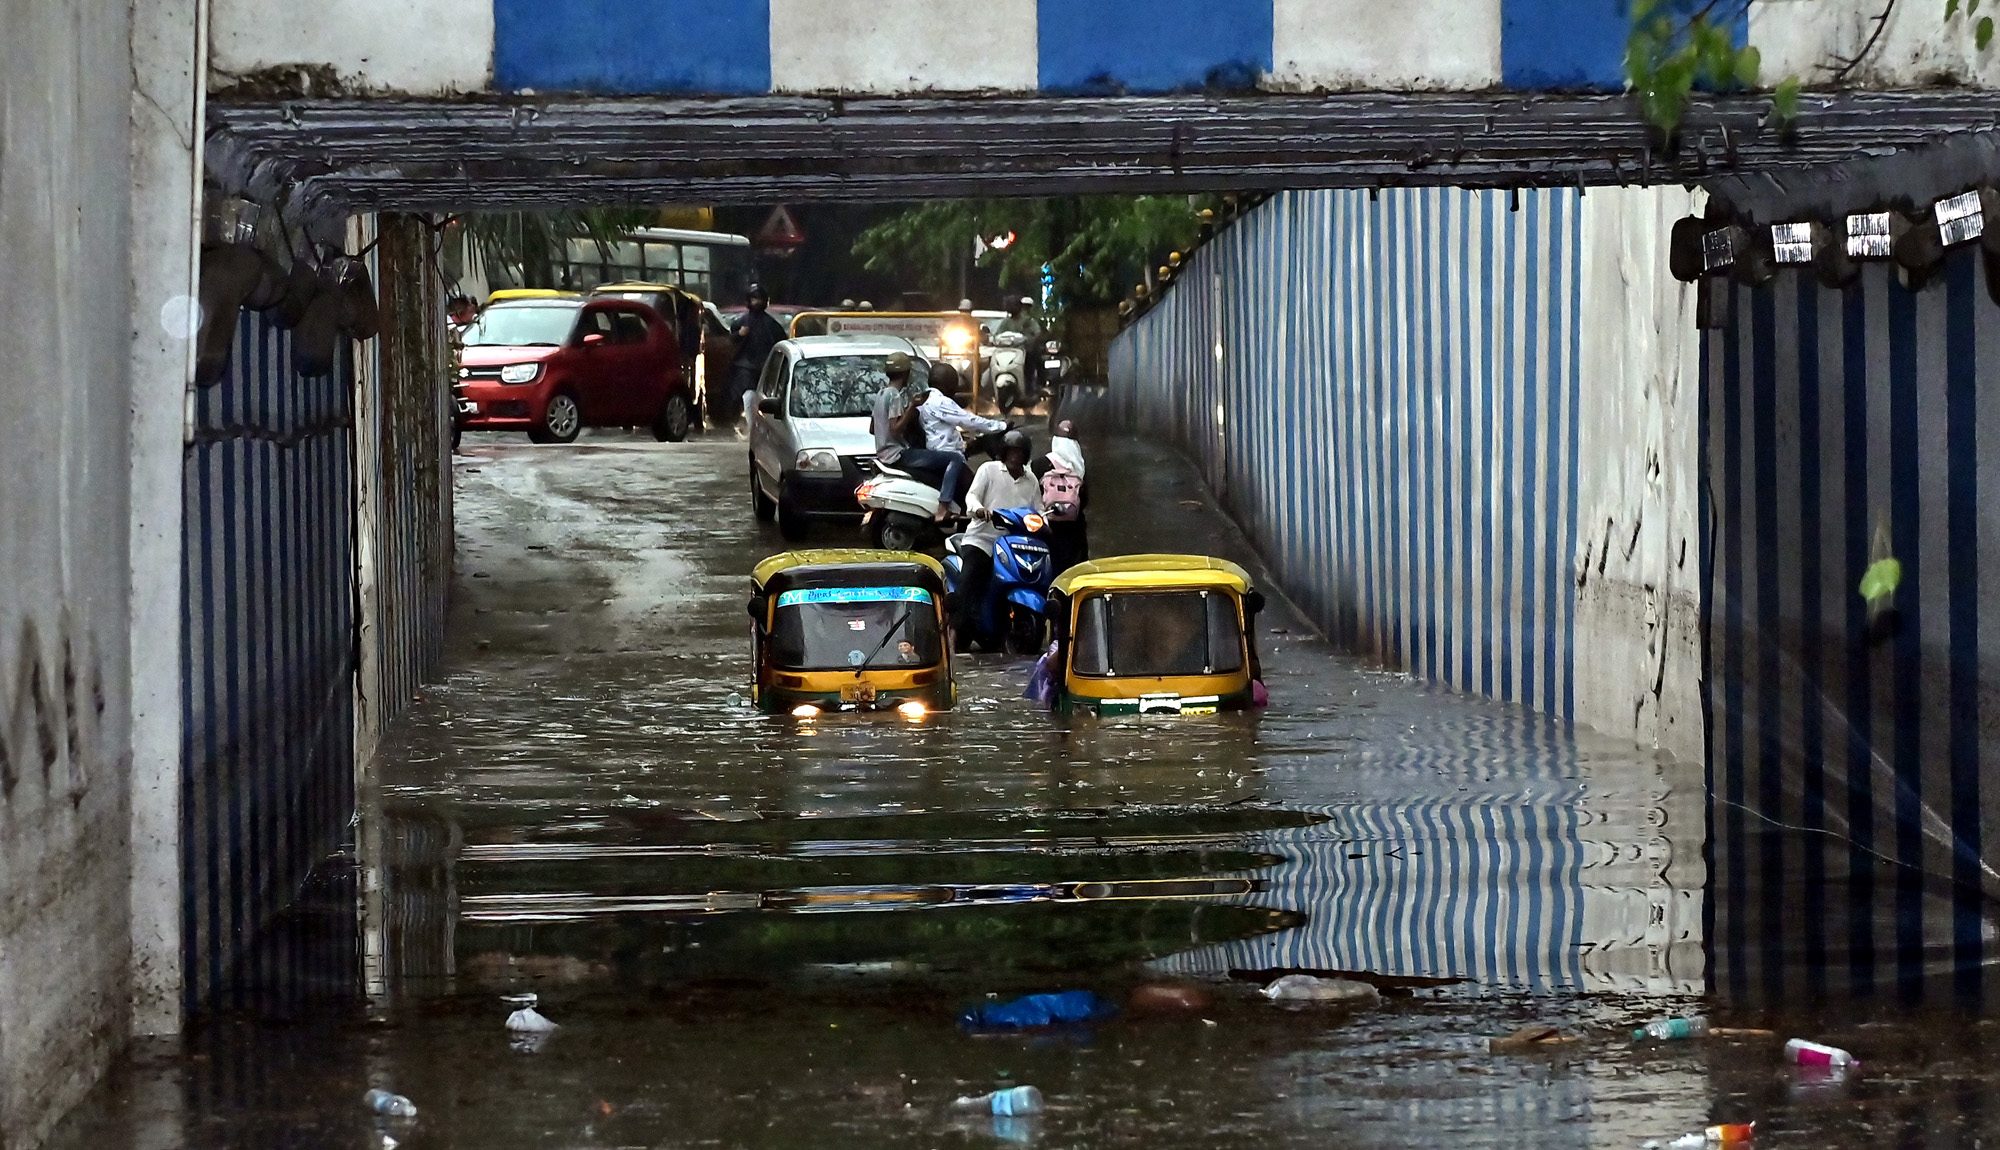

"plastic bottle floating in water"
[1633,1016,1710,1041]
[953,1086,1045,1117]
[1785,1039,1857,1068]
[363,1089,417,1119]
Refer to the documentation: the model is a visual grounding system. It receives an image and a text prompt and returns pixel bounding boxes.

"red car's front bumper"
[456,382,547,429]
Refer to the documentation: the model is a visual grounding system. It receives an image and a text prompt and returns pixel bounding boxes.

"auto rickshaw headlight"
[791,704,821,719]
[941,325,976,354]
[795,448,840,473]
[897,701,928,721]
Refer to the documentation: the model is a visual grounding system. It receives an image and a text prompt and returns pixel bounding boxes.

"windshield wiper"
[855,610,913,677]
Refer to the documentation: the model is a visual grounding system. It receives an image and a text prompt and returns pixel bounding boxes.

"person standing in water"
[1032,419,1089,575]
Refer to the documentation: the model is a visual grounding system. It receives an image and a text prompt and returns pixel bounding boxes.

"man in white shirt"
[910,365,1004,516]
[953,429,1044,651]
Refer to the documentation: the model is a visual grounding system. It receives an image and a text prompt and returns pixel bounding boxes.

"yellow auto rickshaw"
[486,288,581,303]
[1045,555,1266,717]
[748,549,955,718]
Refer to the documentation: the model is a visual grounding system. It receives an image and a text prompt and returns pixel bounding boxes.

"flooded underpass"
[51,431,2000,1149]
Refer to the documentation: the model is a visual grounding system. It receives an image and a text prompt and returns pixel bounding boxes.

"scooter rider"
[870,351,922,458]
[954,430,1044,652]
[995,296,1043,344]
[995,296,1045,398]
[909,362,1005,519]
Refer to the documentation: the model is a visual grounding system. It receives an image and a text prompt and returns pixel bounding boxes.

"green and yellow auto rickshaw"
[1045,555,1266,717]
[748,549,955,719]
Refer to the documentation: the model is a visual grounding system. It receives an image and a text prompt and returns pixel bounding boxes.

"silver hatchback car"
[747,334,932,542]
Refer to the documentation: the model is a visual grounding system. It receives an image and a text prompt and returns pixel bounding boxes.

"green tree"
[852,196,1212,310]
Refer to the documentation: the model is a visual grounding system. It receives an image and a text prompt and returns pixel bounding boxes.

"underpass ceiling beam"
[205,92,2000,213]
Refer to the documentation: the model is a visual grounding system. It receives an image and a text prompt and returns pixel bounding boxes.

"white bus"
[559,227,755,304]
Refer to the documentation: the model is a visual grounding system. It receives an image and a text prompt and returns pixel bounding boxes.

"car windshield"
[790,355,930,419]
[768,587,941,671]
[463,305,578,347]
[1073,590,1244,678]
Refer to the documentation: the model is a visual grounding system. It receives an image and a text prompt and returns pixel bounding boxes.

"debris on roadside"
[1487,1024,1579,1052]
[1633,1016,1708,1040]
[505,992,559,1053]
[1784,1038,1857,1069]
[952,1085,1045,1116]
[1260,974,1380,1005]
[1643,1121,1755,1148]
[960,991,1116,1031]
[1127,982,1214,1013]
[363,1088,418,1119]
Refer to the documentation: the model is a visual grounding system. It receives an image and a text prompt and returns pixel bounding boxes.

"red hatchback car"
[456,298,694,444]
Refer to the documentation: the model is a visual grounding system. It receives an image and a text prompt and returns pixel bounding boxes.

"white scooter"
[853,429,1007,552]
[985,331,1034,414]
[856,460,951,552]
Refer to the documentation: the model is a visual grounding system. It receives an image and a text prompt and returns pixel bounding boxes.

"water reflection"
[43,435,2000,1149]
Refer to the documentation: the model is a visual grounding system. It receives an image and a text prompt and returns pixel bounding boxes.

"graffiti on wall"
[0,613,104,809]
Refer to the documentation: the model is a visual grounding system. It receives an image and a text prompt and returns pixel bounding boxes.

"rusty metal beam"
[206,90,2000,213]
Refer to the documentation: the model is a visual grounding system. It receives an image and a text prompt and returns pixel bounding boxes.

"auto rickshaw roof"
[753,549,946,594]
[594,281,700,301]
[487,288,581,302]
[1052,554,1254,597]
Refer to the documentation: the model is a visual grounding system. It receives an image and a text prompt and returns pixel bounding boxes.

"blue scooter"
[944,507,1055,654]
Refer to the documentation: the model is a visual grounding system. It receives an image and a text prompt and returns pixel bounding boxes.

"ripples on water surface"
[46,435,2000,1149]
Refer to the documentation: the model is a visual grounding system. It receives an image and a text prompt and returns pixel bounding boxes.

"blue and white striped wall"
[1154,707,1701,993]
[182,310,358,1012]
[181,236,454,1012]
[1112,186,1588,720]
[211,0,1710,98]
[1703,250,2000,1000]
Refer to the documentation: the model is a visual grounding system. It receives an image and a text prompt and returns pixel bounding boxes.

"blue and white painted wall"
[1702,250,2000,1000]
[181,312,360,1013]
[1115,181,2000,995]
[1109,184,1705,760]
[180,219,452,1014]
[207,0,1764,97]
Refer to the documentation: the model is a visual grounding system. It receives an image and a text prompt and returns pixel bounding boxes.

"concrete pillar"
[128,0,206,1038]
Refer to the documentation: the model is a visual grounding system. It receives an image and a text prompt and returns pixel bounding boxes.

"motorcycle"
[943,506,1056,655]
[855,428,1008,553]
[1038,338,1072,398]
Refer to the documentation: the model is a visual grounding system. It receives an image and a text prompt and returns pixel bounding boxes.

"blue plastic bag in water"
[960,990,1116,1031]
[1022,644,1057,708]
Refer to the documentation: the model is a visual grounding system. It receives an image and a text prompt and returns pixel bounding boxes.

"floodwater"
[49,430,2000,1149]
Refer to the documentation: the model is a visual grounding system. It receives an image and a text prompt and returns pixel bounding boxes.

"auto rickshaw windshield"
[769,587,942,671]
[1074,590,1244,677]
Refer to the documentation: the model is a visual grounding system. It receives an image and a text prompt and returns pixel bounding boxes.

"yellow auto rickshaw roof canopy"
[1053,554,1254,597]
[753,549,945,588]
[487,288,581,301]
[594,282,704,301]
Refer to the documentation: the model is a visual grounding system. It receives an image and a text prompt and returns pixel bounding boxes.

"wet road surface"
[48,428,2000,1149]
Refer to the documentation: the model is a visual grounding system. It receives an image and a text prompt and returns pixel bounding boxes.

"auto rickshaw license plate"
[842,684,878,704]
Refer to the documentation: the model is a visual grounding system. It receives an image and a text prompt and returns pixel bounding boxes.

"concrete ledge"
[205,90,2000,212]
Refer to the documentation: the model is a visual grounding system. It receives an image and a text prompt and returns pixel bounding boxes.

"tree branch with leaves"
[1626,0,1992,137]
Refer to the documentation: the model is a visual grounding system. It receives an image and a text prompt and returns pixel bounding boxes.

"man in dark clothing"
[730,285,787,423]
